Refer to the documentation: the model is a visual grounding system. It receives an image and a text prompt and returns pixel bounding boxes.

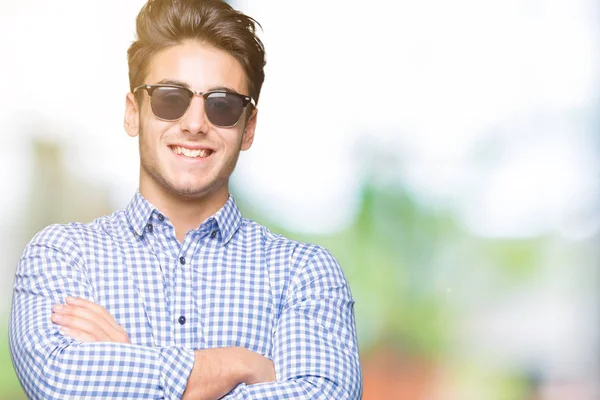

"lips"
[169,145,214,159]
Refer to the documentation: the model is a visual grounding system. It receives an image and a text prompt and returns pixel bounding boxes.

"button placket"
[174,238,194,338]
[186,239,205,347]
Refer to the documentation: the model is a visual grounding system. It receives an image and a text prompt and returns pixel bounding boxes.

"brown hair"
[127,0,266,104]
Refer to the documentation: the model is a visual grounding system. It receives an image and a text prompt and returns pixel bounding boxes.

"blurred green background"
[1,0,599,399]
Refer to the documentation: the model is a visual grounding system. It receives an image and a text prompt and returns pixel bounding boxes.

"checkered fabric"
[9,191,362,399]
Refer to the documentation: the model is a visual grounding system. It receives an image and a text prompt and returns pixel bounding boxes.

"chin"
[169,184,211,199]
[143,165,223,200]
[167,177,222,200]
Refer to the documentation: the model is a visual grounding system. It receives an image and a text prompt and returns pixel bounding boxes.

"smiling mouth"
[170,145,214,159]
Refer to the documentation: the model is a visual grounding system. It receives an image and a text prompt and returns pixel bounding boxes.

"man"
[9,0,361,399]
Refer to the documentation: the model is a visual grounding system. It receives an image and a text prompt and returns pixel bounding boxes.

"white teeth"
[172,146,211,158]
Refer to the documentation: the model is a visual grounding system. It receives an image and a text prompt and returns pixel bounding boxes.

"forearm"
[9,330,194,400]
[183,347,276,400]
[222,377,353,400]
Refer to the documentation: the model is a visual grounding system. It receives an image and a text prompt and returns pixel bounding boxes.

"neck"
[140,182,229,243]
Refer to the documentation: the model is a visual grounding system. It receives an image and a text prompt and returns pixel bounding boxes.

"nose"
[179,95,209,135]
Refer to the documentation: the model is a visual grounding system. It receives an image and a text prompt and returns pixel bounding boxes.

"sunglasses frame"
[133,83,256,127]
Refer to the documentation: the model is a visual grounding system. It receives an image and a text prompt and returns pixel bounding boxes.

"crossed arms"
[50,296,275,399]
[9,225,362,399]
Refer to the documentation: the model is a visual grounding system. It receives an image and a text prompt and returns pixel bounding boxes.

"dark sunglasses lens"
[151,87,191,120]
[205,92,245,127]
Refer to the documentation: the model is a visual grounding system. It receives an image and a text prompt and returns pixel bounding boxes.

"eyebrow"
[156,79,243,95]
[156,79,190,88]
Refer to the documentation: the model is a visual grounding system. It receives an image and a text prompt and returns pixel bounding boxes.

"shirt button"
[146,223,153,233]
[179,256,186,265]
[210,231,217,238]
[157,214,165,222]
[178,316,186,325]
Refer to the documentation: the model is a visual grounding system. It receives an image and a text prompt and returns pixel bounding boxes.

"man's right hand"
[182,347,275,400]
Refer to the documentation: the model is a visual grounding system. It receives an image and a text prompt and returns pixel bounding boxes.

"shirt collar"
[211,195,243,244]
[125,191,242,244]
[126,190,156,237]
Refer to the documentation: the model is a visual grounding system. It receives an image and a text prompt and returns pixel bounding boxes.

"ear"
[241,107,257,151]
[124,92,140,137]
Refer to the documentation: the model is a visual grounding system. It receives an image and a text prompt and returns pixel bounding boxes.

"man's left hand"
[51,297,130,344]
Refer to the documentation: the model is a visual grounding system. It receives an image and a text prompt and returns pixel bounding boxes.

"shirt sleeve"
[222,246,363,399]
[9,225,195,400]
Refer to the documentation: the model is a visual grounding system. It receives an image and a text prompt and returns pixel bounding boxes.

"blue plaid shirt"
[9,192,362,399]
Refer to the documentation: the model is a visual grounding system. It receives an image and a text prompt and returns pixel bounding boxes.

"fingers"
[51,307,111,341]
[51,298,130,344]
[59,326,98,343]
[65,297,124,333]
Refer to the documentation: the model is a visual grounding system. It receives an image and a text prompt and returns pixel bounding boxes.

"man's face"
[124,40,256,202]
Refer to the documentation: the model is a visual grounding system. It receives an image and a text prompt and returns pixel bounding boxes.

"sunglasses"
[133,84,255,127]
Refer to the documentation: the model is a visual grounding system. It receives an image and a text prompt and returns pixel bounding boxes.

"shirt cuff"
[158,346,195,400]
